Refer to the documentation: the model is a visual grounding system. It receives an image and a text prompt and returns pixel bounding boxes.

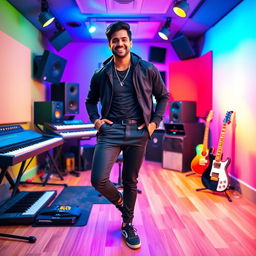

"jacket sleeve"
[150,65,170,126]
[85,72,101,123]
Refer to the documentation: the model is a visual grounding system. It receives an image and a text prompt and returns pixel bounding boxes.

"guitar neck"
[202,122,210,151]
[215,123,227,162]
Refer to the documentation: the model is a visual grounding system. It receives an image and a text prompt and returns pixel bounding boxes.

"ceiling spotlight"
[173,0,190,18]
[158,17,171,40]
[39,0,55,27]
[88,22,96,33]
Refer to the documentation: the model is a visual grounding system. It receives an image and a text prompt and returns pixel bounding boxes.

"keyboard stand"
[20,148,67,188]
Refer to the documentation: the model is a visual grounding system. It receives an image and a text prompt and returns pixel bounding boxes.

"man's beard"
[112,47,130,58]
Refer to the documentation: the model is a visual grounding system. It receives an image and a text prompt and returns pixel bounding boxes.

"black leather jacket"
[86,52,169,129]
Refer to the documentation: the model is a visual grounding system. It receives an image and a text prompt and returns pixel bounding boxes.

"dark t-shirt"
[107,64,143,121]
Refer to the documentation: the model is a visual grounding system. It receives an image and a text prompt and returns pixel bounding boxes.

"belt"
[111,119,142,125]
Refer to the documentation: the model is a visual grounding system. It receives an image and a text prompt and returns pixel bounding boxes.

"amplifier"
[162,123,204,172]
[145,129,165,162]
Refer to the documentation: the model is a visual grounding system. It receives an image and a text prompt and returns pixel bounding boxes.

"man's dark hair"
[105,21,132,42]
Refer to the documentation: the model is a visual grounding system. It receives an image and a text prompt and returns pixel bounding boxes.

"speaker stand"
[196,187,232,202]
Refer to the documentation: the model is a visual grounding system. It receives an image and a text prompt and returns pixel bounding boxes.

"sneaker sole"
[126,241,141,250]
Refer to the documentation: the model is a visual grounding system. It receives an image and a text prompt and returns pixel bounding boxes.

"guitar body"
[190,110,214,175]
[190,144,210,174]
[202,153,231,192]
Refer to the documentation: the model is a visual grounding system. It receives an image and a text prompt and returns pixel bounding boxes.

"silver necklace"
[114,64,131,86]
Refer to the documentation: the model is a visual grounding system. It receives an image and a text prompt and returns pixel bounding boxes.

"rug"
[33,186,110,227]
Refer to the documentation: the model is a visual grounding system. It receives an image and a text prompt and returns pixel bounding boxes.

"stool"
[112,152,142,193]
[112,153,124,189]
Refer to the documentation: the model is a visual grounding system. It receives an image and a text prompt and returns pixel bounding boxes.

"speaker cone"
[171,102,180,113]
[69,85,78,95]
[69,101,78,111]
[54,110,62,119]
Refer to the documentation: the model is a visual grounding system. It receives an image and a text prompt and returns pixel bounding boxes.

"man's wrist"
[94,119,100,125]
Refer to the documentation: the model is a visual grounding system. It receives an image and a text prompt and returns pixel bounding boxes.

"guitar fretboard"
[202,122,210,152]
[215,123,227,162]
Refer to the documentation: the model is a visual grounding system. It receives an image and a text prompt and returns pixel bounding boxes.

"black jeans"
[91,122,148,223]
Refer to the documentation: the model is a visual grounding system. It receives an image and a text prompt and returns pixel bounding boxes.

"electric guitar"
[201,111,233,192]
[190,110,214,174]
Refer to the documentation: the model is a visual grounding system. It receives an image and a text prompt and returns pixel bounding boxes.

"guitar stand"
[196,187,232,202]
[0,233,36,243]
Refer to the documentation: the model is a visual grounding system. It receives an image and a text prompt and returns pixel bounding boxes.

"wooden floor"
[0,160,256,256]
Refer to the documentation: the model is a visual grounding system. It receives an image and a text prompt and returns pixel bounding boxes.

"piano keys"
[0,190,57,225]
[54,129,97,139]
[46,120,95,131]
[0,125,64,166]
[44,120,97,139]
[0,125,64,195]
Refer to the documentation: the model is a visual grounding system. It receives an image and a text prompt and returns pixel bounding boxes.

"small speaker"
[34,101,63,124]
[162,123,204,172]
[145,129,165,162]
[51,82,79,115]
[149,46,166,63]
[160,71,166,84]
[49,30,73,51]
[81,145,95,171]
[170,101,197,123]
[33,50,67,83]
[171,34,196,60]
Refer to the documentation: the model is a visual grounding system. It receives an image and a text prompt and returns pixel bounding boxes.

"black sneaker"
[122,223,141,249]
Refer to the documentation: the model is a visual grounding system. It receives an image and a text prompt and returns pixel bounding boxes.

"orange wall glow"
[0,31,31,124]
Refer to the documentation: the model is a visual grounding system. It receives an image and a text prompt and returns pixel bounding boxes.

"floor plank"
[0,160,256,256]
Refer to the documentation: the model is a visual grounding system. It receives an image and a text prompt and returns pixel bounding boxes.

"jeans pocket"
[99,123,114,133]
[99,123,107,133]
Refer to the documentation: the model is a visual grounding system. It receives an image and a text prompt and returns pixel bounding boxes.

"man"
[86,21,169,249]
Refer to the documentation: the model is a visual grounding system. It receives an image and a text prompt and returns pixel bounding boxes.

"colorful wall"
[201,0,256,195]
[0,0,45,180]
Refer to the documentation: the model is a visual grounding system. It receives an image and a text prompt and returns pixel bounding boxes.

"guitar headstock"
[206,110,214,122]
[223,111,233,124]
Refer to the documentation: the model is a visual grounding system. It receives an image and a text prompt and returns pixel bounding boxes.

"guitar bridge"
[199,158,207,165]
[210,172,219,181]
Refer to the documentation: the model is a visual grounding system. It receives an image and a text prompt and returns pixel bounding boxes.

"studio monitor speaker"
[162,123,204,172]
[170,101,197,123]
[34,101,63,124]
[149,46,166,63]
[34,50,67,83]
[49,30,73,51]
[171,34,196,60]
[51,82,79,115]
[145,129,165,162]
